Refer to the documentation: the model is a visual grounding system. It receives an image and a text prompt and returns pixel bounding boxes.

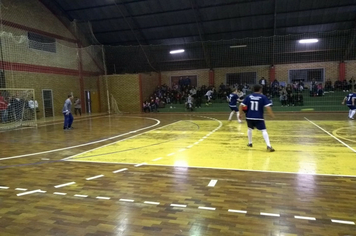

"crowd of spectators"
[142,77,356,111]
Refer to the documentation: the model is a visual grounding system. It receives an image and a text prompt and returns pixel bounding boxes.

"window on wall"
[171,75,198,88]
[226,72,257,86]
[288,68,324,83]
[28,32,56,53]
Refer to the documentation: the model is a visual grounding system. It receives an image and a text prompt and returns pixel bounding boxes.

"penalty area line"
[304,117,356,153]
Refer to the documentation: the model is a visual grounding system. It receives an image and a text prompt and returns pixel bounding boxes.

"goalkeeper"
[62,95,74,130]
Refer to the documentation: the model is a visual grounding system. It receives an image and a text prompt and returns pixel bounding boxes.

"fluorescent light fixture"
[230,45,247,48]
[299,39,318,44]
[170,49,185,54]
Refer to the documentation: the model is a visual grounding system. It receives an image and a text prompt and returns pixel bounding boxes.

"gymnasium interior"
[1,0,356,235]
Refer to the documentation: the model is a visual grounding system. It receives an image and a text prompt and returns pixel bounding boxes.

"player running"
[342,92,356,119]
[239,84,275,152]
[227,88,243,123]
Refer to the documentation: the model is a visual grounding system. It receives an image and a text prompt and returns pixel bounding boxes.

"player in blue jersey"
[239,84,275,152]
[342,92,356,119]
[227,88,243,123]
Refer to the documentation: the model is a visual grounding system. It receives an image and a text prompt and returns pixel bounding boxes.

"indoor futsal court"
[1,0,356,236]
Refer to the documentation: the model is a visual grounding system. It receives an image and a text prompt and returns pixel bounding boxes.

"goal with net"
[0,88,37,130]
[110,94,123,114]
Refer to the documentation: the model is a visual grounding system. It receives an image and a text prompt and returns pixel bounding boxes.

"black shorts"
[246,119,266,130]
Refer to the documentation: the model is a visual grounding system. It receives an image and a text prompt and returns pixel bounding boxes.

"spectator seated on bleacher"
[279,87,287,106]
[317,83,324,96]
[293,92,304,106]
[342,79,350,92]
[324,79,333,92]
[334,80,342,91]
[143,101,150,113]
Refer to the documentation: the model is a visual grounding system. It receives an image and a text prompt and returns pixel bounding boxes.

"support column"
[339,62,345,81]
[269,65,276,82]
[209,69,214,86]
[77,44,85,114]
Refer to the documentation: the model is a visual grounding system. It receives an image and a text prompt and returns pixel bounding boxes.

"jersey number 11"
[250,101,259,111]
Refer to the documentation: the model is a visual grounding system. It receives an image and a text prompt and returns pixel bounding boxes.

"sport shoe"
[267,146,275,152]
[238,120,242,123]
[247,143,253,147]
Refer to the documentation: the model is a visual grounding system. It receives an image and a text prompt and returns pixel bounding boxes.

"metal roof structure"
[41,0,356,72]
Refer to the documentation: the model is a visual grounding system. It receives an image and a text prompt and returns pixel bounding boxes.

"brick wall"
[140,72,159,102]
[1,0,75,39]
[5,71,80,118]
[346,61,356,80]
[107,74,140,113]
[0,0,104,118]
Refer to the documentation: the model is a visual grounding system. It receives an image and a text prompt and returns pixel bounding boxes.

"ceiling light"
[230,45,247,48]
[170,49,185,54]
[299,39,318,44]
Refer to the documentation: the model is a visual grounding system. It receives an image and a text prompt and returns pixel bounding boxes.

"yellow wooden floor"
[69,115,356,176]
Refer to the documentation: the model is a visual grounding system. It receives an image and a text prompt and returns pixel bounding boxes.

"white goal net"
[110,94,123,114]
[0,88,37,130]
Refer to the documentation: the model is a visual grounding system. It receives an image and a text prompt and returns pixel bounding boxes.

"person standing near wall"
[74,97,81,116]
[62,95,74,130]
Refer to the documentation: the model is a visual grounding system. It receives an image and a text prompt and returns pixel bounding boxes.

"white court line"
[228,209,247,214]
[0,116,161,161]
[96,196,111,200]
[119,199,134,202]
[15,188,27,191]
[141,163,356,178]
[74,194,88,198]
[199,139,204,142]
[207,179,218,187]
[17,189,41,196]
[144,201,160,205]
[178,149,186,152]
[198,206,216,211]
[194,142,199,145]
[170,204,187,208]
[260,212,280,217]
[86,175,104,180]
[68,160,356,178]
[305,117,356,153]
[113,168,127,173]
[167,153,175,156]
[331,219,355,225]
[53,192,67,195]
[134,163,146,167]
[41,158,50,160]
[54,182,75,188]
[152,157,162,161]
[187,145,193,148]
[0,186,9,189]
[294,216,316,221]
[63,120,182,161]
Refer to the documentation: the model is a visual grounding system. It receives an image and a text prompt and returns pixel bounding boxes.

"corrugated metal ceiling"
[41,0,356,46]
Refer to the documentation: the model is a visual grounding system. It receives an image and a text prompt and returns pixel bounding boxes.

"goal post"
[0,88,37,130]
[110,94,123,115]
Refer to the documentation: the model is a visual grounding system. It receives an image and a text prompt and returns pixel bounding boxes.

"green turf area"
[159,91,350,113]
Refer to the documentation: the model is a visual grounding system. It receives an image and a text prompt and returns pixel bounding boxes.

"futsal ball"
[242,105,248,111]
